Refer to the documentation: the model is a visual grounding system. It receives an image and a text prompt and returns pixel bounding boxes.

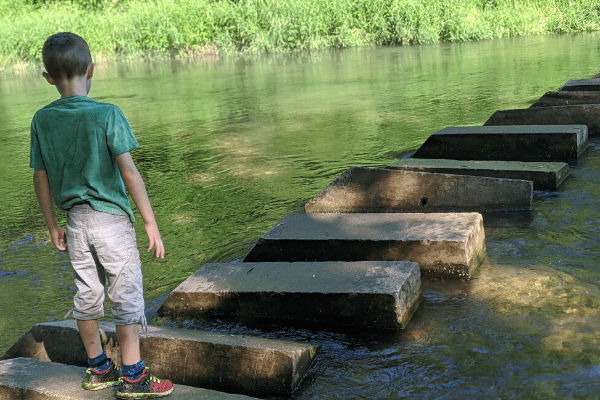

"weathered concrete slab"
[413,125,588,160]
[1,320,320,397]
[484,106,600,135]
[159,261,421,330]
[560,78,600,92]
[0,358,257,400]
[386,159,569,190]
[243,213,486,278]
[530,91,600,108]
[304,167,532,213]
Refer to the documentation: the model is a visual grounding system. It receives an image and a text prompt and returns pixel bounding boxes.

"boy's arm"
[33,169,66,252]
[115,152,165,259]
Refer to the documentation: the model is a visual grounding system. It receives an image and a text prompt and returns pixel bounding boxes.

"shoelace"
[86,364,118,375]
[118,368,159,383]
[144,367,161,383]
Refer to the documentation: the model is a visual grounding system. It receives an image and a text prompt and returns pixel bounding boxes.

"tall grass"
[1,0,600,66]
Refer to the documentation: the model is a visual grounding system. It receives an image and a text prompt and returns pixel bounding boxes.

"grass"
[1,0,600,66]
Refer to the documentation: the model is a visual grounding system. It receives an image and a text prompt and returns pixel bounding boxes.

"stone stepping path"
[484,106,600,135]
[1,320,319,397]
[386,158,568,190]
[530,91,600,108]
[413,125,588,161]
[159,261,422,330]
[304,166,532,213]
[244,212,485,278]
[560,78,600,91]
[0,358,258,400]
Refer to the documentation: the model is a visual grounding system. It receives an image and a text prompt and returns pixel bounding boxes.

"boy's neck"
[56,76,90,98]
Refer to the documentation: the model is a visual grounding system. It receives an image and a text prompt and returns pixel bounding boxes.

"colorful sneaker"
[82,359,121,390]
[116,367,174,398]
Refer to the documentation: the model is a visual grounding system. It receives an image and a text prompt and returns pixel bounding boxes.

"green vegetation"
[1,0,600,65]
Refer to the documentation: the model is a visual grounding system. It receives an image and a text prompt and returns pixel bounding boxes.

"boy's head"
[42,32,92,82]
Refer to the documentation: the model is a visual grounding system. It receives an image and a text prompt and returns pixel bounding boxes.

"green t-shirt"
[29,96,139,221]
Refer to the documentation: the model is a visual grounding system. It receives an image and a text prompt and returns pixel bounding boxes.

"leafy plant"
[2,0,600,66]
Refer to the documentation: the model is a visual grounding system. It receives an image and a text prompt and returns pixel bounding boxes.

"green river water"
[3,33,600,398]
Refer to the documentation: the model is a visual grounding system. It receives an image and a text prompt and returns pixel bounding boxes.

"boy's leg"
[67,205,120,390]
[85,211,173,397]
[78,318,122,390]
[115,324,140,366]
[115,319,174,398]
[77,319,103,359]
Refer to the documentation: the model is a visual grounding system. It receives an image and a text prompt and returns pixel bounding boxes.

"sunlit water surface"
[2,33,600,399]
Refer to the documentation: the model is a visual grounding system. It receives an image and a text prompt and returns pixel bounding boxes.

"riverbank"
[1,0,600,68]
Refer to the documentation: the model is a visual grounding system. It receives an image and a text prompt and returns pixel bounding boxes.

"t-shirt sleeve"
[29,117,46,170]
[105,106,140,157]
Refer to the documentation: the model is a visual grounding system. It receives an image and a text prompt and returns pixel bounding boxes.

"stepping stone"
[386,159,569,190]
[414,125,588,160]
[1,320,319,397]
[159,261,421,330]
[0,358,257,400]
[560,78,600,91]
[530,91,600,108]
[243,212,486,278]
[484,106,600,135]
[304,167,532,213]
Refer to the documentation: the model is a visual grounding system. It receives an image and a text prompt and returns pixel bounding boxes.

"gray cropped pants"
[66,204,145,326]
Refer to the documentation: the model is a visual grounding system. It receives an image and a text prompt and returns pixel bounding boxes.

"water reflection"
[3,33,600,398]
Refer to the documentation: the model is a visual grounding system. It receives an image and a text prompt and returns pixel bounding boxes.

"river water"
[2,33,600,398]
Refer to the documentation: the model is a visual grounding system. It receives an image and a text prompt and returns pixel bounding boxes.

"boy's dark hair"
[42,32,92,81]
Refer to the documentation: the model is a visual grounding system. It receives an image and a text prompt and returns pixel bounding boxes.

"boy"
[30,32,173,398]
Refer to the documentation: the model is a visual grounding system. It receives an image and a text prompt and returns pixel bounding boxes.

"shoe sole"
[116,387,174,398]
[83,381,120,390]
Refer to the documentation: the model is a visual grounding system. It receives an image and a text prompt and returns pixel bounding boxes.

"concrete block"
[159,261,422,330]
[0,358,257,400]
[413,125,588,161]
[304,167,532,213]
[243,213,486,278]
[484,106,600,135]
[530,91,600,107]
[386,159,569,190]
[560,78,600,92]
[1,320,320,397]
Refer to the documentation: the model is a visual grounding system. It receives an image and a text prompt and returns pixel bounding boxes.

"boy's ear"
[42,72,57,86]
[87,63,95,80]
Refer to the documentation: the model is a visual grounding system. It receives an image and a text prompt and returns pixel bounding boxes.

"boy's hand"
[50,226,67,252]
[145,222,165,259]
